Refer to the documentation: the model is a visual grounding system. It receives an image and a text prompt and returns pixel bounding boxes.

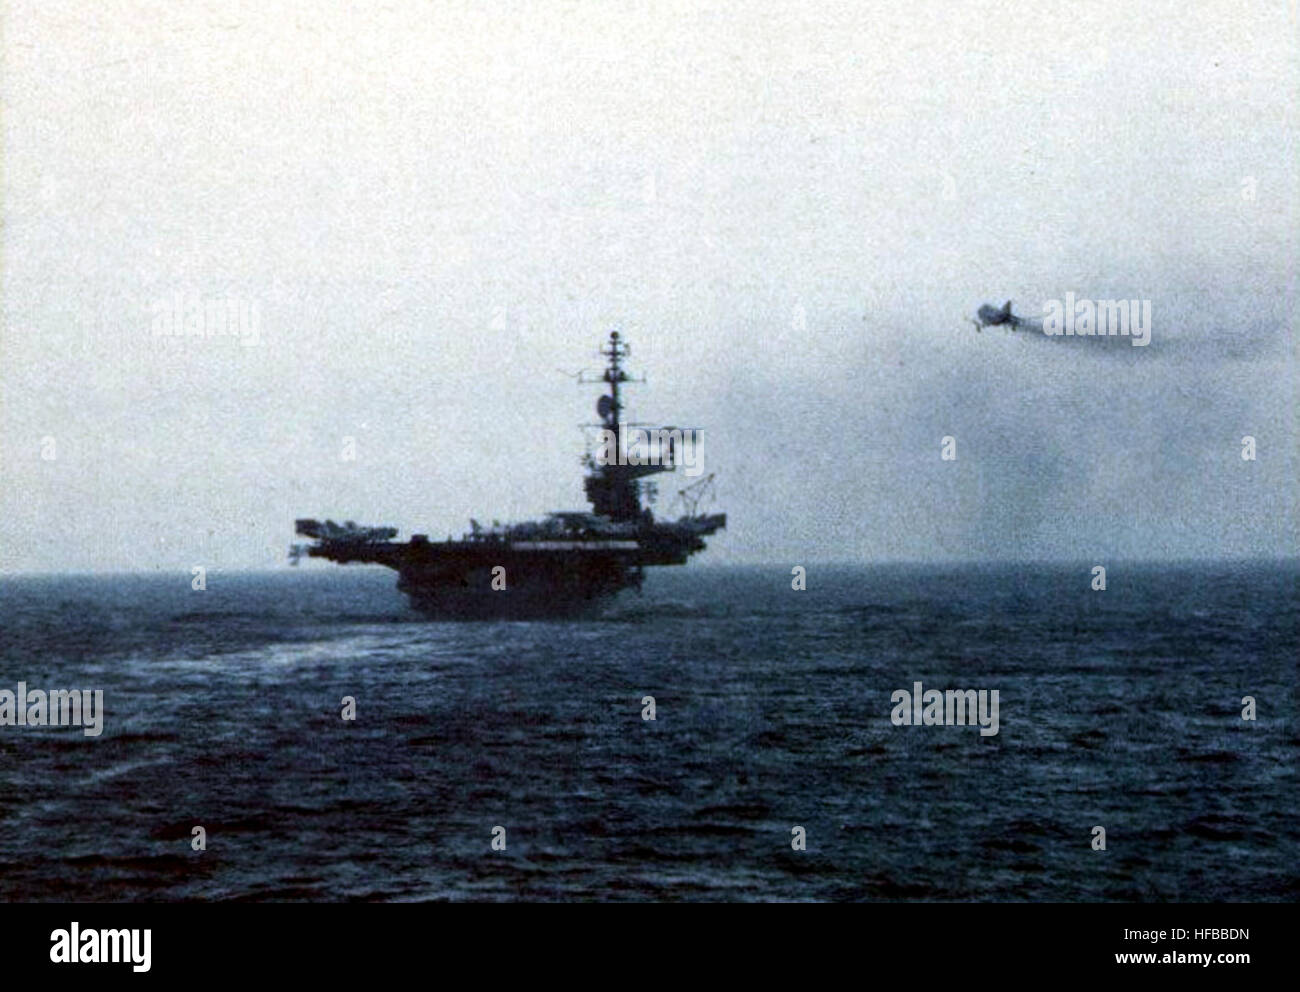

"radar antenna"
[676,473,716,517]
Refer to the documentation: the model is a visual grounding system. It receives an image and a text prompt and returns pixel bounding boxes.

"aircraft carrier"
[293,331,726,618]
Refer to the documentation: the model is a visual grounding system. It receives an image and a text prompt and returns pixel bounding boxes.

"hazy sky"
[2,0,1296,573]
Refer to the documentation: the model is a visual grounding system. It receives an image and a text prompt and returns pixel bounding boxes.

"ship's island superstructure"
[294,332,725,618]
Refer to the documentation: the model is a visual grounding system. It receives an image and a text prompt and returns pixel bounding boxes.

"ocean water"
[0,562,1296,902]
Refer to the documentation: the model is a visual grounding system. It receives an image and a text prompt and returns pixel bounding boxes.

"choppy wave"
[0,563,1296,901]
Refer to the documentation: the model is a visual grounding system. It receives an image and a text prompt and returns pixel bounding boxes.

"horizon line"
[3,555,1298,579]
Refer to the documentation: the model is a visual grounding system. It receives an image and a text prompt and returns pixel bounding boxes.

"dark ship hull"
[302,520,723,619]
[294,331,725,619]
[401,582,618,621]
[397,546,632,619]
